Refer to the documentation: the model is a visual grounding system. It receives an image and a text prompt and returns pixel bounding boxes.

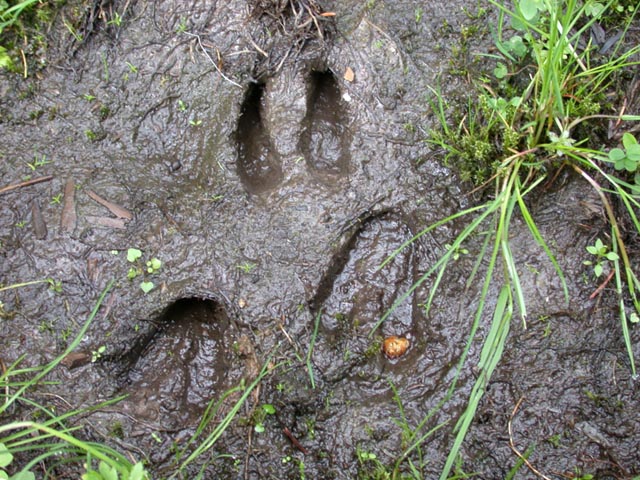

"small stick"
[589,270,615,300]
[0,175,53,196]
[283,427,309,455]
[508,397,553,480]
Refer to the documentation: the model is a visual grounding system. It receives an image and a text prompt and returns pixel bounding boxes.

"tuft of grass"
[376,0,640,478]
[1,280,150,479]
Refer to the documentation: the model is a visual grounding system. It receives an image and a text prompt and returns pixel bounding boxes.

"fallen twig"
[508,397,553,480]
[182,31,242,88]
[0,175,53,196]
[589,269,615,300]
[283,427,309,455]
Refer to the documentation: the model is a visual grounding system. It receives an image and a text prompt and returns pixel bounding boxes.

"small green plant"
[25,154,51,171]
[608,132,640,183]
[253,404,276,433]
[107,11,123,27]
[0,281,151,480]
[91,345,106,363]
[236,262,256,273]
[126,248,162,293]
[50,193,62,205]
[391,2,640,479]
[584,238,619,277]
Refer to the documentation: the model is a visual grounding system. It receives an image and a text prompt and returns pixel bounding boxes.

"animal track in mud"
[118,298,233,428]
[236,69,350,193]
[236,82,283,194]
[309,213,419,382]
[299,70,351,176]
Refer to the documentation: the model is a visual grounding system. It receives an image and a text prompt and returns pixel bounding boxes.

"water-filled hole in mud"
[300,70,351,175]
[236,82,283,193]
[120,298,232,427]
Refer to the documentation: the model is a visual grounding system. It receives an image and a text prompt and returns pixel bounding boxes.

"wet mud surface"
[1,0,639,478]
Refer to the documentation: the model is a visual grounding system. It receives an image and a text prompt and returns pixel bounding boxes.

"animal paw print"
[236,69,351,194]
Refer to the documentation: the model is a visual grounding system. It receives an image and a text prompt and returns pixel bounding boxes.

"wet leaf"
[140,281,155,293]
[127,248,142,263]
[128,463,146,480]
[493,62,508,79]
[0,443,12,468]
[98,462,118,480]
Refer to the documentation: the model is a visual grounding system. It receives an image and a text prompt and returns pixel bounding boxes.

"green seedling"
[126,248,162,293]
[189,118,202,126]
[444,243,469,261]
[83,93,96,101]
[107,11,123,27]
[140,281,155,294]
[236,262,256,273]
[608,133,640,177]
[253,404,276,433]
[584,238,619,277]
[91,345,106,363]
[26,154,51,171]
[146,258,162,274]
[50,193,62,205]
[177,99,187,111]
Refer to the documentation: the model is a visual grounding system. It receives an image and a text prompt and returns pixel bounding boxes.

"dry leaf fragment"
[60,179,77,234]
[344,66,355,82]
[87,189,133,220]
[320,12,336,17]
[85,216,127,229]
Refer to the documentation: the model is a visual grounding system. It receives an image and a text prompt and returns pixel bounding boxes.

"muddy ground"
[1,0,639,478]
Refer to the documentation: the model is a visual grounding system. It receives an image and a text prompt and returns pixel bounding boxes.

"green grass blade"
[440,285,512,480]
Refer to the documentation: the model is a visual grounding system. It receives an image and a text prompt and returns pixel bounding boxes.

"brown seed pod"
[382,336,410,359]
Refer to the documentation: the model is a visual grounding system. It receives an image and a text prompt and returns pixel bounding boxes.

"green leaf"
[99,461,119,480]
[81,470,103,480]
[254,423,265,433]
[140,281,154,293]
[594,263,603,277]
[127,248,142,263]
[0,471,7,480]
[128,463,146,480]
[605,252,619,261]
[584,0,605,18]
[0,444,12,468]
[622,132,638,149]
[626,144,640,161]
[12,472,35,480]
[148,258,162,271]
[519,0,543,20]
[506,35,527,58]
[608,148,626,163]
[127,267,139,280]
[493,62,508,79]
[262,404,276,415]
[586,245,599,255]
